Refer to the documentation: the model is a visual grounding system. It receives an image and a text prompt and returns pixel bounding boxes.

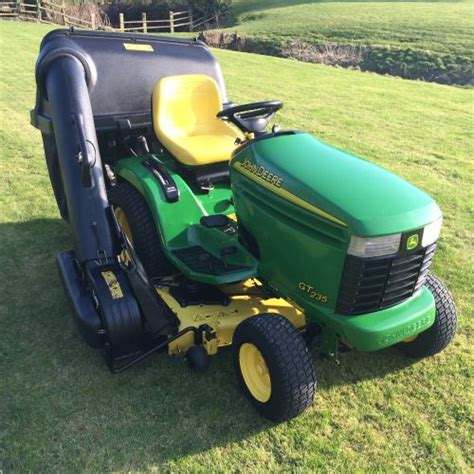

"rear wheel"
[108,180,174,278]
[399,273,457,358]
[233,313,316,422]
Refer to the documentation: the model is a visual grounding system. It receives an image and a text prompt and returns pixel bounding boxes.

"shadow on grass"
[1,218,417,470]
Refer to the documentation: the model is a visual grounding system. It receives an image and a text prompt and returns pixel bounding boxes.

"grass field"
[1,20,473,472]
[227,0,474,58]
[210,0,474,85]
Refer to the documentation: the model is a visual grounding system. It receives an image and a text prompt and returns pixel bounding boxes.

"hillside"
[230,0,473,56]
[207,0,474,84]
[1,20,473,472]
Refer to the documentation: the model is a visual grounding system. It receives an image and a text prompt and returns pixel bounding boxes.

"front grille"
[336,243,437,315]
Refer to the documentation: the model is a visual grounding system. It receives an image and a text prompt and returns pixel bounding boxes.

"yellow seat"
[152,74,244,167]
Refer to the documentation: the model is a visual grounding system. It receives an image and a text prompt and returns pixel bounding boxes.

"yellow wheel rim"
[114,207,133,245]
[239,343,272,403]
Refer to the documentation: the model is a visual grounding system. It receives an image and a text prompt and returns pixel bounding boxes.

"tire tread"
[108,180,174,278]
[400,273,457,358]
[233,314,316,422]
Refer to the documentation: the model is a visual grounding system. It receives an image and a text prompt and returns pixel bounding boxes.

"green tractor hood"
[232,133,441,236]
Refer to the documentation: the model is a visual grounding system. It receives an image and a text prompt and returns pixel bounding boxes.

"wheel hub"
[114,206,133,244]
[239,343,271,403]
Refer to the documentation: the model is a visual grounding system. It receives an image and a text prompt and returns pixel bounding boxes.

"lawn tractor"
[31,29,457,422]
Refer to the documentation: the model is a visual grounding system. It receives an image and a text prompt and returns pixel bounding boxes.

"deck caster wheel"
[233,313,316,422]
[186,345,210,372]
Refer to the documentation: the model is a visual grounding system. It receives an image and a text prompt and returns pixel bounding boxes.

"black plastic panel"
[56,251,103,348]
[32,28,227,133]
[173,246,249,275]
[337,243,437,315]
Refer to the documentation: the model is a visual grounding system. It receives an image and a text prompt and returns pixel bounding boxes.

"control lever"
[200,215,231,228]
[142,159,179,202]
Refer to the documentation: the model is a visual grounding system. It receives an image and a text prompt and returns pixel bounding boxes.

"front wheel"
[399,273,457,358]
[233,313,316,422]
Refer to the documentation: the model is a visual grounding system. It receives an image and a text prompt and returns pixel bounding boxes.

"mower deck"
[158,279,305,355]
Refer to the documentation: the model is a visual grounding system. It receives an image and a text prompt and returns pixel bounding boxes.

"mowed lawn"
[1,21,473,472]
[224,0,474,59]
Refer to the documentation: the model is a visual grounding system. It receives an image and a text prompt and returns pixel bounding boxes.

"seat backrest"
[153,74,223,138]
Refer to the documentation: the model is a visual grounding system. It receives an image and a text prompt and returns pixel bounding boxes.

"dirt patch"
[282,41,364,68]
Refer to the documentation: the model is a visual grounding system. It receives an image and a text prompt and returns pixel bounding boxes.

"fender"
[114,155,257,284]
[115,155,211,271]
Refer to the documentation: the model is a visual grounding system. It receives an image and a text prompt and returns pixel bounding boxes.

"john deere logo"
[407,234,419,250]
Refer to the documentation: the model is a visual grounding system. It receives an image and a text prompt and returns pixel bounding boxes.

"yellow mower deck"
[157,280,305,355]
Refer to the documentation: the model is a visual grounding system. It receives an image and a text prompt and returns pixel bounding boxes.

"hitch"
[107,324,218,373]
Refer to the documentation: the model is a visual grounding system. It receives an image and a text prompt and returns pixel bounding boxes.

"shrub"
[362,47,474,85]
[199,32,474,86]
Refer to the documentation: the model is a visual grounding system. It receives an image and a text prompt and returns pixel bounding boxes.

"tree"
[189,0,232,25]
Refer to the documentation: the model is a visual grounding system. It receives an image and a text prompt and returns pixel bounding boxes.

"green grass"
[226,0,474,58]
[1,20,473,472]
[211,0,474,85]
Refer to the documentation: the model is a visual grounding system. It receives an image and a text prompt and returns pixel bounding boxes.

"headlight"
[348,218,442,258]
[348,234,401,258]
[422,218,442,247]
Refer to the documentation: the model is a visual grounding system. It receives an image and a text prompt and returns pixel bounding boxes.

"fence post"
[91,11,96,29]
[16,0,21,16]
[188,8,193,32]
[37,0,42,21]
[119,12,124,32]
[61,0,67,26]
[142,12,147,33]
[169,10,174,33]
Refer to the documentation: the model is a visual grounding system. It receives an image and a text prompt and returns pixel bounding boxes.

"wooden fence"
[118,9,215,33]
[0,0,216,32]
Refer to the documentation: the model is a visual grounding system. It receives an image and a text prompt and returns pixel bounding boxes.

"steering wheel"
[217,100,283,134]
